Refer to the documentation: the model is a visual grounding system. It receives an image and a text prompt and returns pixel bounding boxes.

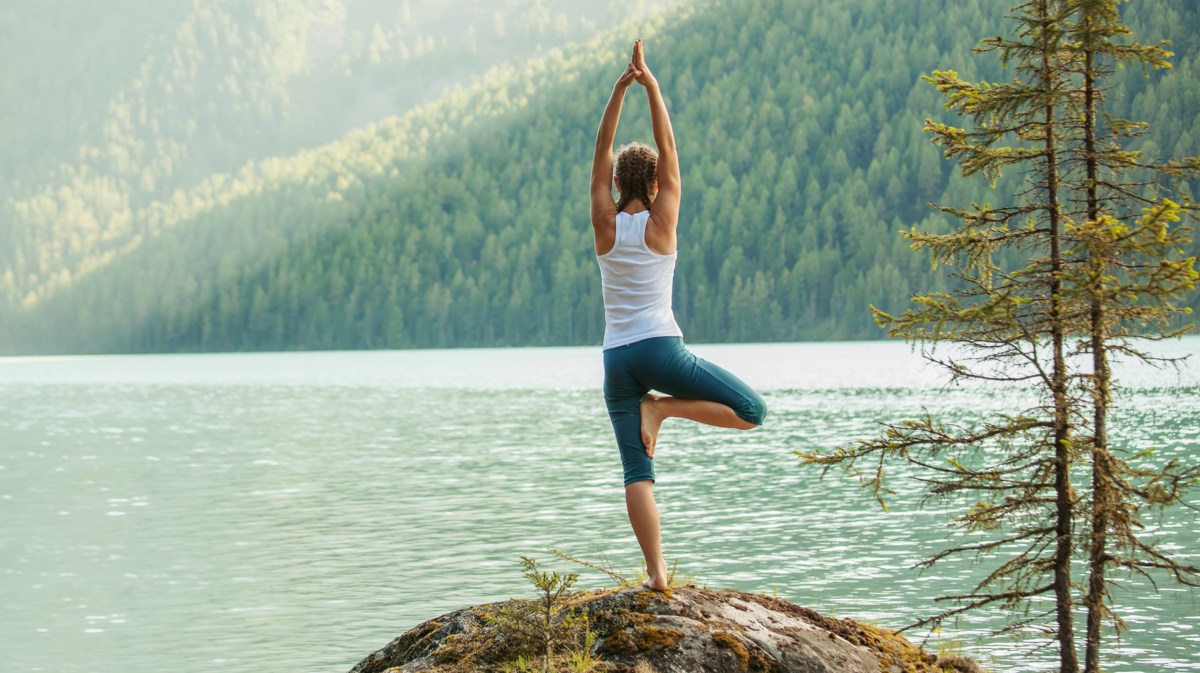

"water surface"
[2,340,1197,672]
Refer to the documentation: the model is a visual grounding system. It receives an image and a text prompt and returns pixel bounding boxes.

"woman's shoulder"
[644,209,677,255]
[592,210,617,256]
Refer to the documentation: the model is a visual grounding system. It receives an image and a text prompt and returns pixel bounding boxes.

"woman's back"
[596,210,683,349]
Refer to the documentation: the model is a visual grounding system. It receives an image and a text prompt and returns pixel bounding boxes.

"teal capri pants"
[603,336,767,486]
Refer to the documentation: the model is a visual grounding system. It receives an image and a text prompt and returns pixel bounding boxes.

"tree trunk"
[1085,348,1110,673]
[1041,1,1079,670]
[1081,22,1111,673]
[543,594,552,673]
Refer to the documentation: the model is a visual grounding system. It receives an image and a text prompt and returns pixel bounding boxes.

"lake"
[1,340,1197,672]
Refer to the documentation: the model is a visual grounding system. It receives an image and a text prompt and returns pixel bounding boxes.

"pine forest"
[1,0,1196,353]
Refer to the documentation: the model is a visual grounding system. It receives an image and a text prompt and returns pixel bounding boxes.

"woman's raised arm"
[590,62,641,233]
[632,39,680,230]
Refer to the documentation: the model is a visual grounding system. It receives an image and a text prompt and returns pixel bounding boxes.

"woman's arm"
[591,62,640,232]
[633,39,681,233]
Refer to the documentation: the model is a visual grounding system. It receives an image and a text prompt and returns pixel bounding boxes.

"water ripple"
[1,340,1197,673]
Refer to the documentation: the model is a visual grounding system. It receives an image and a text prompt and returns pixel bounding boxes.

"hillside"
[2,0,1197,354]
[0,0,682,313]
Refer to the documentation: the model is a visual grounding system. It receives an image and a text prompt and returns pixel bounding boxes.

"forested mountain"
[0,0,680,313]
[2,0,1197,354]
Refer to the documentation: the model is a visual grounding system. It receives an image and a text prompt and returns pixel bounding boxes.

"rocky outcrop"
[349,585,981,673]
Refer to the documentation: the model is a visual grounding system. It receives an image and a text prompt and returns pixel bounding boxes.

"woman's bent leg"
[625,479,669,590]
[639,395,754,457]
[637,339,768,454]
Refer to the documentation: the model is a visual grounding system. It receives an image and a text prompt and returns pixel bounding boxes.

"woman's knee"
[738,392,768,427]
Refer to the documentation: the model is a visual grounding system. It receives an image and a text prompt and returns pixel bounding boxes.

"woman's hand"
[632,38,654,86]
[615,61,641,90]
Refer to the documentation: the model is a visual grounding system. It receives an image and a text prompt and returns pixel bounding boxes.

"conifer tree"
[800,0,1090,667]
[801,1,1199,670]
[1059,2,1200,670]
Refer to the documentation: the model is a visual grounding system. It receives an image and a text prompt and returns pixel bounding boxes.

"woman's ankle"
[648,561,669,580]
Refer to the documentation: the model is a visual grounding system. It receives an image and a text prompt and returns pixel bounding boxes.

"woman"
[590,39,767,591]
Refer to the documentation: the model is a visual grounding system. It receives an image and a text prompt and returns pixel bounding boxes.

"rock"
[348,586,978,673]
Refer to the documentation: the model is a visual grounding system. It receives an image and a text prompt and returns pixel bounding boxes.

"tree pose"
[590,39,767,591]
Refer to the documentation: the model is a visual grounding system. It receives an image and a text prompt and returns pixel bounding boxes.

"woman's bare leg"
[625,480,670,590]
[639,394,756,458]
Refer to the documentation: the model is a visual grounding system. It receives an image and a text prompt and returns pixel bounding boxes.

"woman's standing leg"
[624,480,669,590]
[604,344,670,589]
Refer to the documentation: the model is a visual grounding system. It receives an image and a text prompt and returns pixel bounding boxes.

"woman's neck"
[621,198,650,214]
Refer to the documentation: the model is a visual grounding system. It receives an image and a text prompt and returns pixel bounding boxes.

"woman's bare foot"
[642,575,670,591]
[640,394,666,458]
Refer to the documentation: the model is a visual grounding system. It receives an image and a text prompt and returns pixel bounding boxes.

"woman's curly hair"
[614,142,658,213]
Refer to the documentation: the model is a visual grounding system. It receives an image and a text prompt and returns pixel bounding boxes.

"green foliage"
[1058,4,1200,670]
[1,0,1197,354]
[488,556,598,673]
[549,547,634,587]
[800,1,1198,671]
[0,0,679,311]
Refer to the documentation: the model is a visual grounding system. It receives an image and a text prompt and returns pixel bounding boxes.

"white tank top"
[596,210,684,349]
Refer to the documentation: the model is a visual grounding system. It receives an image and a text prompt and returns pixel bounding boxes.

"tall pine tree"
[801,2,1085,668]
[803,1,1199,669]
[1060,1,1200,670]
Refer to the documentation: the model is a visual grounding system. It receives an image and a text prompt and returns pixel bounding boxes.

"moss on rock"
[349,586,982,673]
[711,630,750,670]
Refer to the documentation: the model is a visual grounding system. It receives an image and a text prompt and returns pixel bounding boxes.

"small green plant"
[564,625,601,673]
[934,637,966,660]
[549,547,633,587]
[489,556,599,673]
